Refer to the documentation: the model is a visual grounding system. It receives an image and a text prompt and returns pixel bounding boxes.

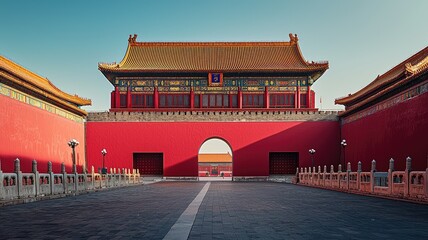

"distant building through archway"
[198,138,233,181]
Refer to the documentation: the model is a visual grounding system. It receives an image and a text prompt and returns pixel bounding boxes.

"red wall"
[86,121,340,177]
[0,94,86,173]
[341,92,428,172]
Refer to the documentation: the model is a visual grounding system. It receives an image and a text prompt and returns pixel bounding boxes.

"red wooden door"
[269,152,298,174]
[133,153,163,176]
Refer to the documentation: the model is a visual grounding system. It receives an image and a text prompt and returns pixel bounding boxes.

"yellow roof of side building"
[198,153,232,163]
[0,55,91,117]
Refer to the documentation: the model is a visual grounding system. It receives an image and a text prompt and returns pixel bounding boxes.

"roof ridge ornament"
[128,34,138,43]
[405,55,428,75]
[289,33,298,43]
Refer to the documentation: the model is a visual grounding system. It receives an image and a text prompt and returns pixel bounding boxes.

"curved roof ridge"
[336,46,428,105]
[99,33,329,81]
[0,55,91,107]
[130,41,295,47]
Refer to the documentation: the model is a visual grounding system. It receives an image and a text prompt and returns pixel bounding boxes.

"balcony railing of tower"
[295,157,428,203]
[0,159,141,203]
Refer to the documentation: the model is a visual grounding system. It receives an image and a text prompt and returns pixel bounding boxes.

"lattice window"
[131,94,154,108]
[120,94,127,108]
[269,94,295,108]
[242,94,264,108]
[300,93,307,108]
[200,94,230,108]
[159,94,190,108]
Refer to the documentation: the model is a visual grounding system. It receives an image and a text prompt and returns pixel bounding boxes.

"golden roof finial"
[289,33,298,43]
[128,34,138,43]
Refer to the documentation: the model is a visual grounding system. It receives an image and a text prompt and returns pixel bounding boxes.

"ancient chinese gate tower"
[87,34,340,178]
[98,34,328,111]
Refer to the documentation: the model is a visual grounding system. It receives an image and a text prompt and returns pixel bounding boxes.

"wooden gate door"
[133,153,163,176]
[269,152,299,175]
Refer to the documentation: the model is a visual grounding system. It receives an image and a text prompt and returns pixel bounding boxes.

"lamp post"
[309,149,316,168]
[67,139,79,173]
[341,139,347,166]
[101,149,107,174]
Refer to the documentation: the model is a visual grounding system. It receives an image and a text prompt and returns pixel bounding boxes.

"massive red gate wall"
[0,94,86,173]
[341,92,428,171]
[86,121,340,176]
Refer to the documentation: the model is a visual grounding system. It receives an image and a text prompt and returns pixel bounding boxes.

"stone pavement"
[0,182,427,239]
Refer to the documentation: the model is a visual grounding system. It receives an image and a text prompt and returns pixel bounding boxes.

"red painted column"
[295,85,301,109]
[154,87,159,108]
[114,86,121,109]
[311,90,316,109]
[190,88,194,109]
[238,87,243,109]
[307,85,311,108]
[126,87,132,109]
[110,91,115,108]
[264,86,269,109]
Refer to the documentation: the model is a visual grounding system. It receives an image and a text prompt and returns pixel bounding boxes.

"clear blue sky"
[1,0,427,111]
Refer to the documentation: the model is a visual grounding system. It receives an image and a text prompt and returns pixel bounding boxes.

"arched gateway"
[198,138,233,180]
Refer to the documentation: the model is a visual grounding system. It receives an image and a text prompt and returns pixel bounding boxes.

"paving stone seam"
[163,182,211,240]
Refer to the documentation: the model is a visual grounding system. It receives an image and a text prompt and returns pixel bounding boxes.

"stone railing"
[0,159,141,201]
[295,157,428,202]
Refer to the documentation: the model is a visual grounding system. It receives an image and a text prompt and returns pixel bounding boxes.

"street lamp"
[309,149,316,168]
[341,139,347,166]
[67,139,79,173]
[101,149,107,174]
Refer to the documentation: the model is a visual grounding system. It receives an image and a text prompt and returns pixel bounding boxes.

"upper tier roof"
[0,55,91,116]
[99,34,328,82]
[335,47,428,110]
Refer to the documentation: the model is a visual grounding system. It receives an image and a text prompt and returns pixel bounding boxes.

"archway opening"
[198,138,233,181]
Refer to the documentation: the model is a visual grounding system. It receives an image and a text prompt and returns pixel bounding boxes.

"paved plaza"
[0,182,427,239]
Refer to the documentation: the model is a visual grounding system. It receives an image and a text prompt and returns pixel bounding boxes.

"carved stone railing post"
[15,158,22,198]
[295,167,299,183]
[61,162,66,194]
[323,165,327,186]
[370,160,376,193]
[113,168,117,187]
[137,169,141,183]
[346,162,351,190]
[357,161,362,190]
[388,158,394,194]
[109,168,113,187]
[0,160,3,198]
[105,168,109,188]
[48,161,54,195]
[404,157,412,196]
[425,158,428,198]
[118,168,122,186]
[32,160,39,197]
[91,166,95,190]
[74,165,79,193]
